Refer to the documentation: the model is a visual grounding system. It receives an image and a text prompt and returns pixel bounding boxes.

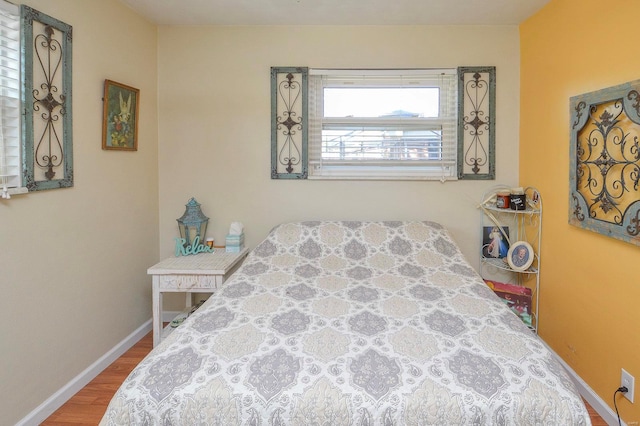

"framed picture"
[102,80,139,151]
[507,241,534,271]
[482,226,510,259]
[569,79,640,247]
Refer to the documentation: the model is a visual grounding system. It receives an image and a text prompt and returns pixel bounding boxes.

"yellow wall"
[0,1,159,423]
[521,0,640,422]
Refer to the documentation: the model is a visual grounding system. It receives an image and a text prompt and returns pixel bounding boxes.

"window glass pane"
[323,88,439,118]
[322,127,443,161]
[308,70,458,180]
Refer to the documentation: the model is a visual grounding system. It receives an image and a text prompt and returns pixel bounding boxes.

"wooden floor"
[42,331,153,425]
[43,330,608,425]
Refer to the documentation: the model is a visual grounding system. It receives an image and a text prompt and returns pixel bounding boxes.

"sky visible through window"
[321,87,443,161]
[323,87,440,118]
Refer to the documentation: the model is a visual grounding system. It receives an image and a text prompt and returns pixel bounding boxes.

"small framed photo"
[102,80,139,151]
[482,226,510,259]
[507,241,534,271]
[526,187,541,209]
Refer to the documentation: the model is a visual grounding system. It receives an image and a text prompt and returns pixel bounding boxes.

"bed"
[101,221,590,425]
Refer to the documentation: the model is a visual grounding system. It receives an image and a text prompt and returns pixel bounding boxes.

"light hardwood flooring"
[43,330,607,425]
[41,331,152,425]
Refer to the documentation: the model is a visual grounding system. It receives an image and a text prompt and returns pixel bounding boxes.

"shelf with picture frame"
[479,185,542,333]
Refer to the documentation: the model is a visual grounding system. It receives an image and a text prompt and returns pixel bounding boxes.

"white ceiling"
[118,0,550,26]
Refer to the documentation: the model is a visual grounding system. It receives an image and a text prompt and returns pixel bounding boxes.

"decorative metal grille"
[21,6,73,191]
[271,67,307,179]
[569,79,640,246]
[457,66,495,180]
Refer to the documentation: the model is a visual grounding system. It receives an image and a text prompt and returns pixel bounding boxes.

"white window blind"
[308,69,458,180]
[0,1,22,198]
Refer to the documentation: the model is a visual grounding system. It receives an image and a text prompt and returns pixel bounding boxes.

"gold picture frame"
[102,80,139,151]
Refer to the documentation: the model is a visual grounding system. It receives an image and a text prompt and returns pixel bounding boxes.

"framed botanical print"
[102,80,139,151]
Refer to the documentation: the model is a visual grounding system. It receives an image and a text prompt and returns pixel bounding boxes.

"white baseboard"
[16,319,153,426]
[542,340,623,426]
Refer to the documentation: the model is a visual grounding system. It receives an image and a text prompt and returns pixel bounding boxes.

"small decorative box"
[225,245,245,253]
[226,232,245,253]
[226,233,245,244]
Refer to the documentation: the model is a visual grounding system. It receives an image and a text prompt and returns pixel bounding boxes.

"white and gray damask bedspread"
[101,221,590,425]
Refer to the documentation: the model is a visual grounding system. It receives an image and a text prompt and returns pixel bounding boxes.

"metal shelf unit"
[479,185,542,333]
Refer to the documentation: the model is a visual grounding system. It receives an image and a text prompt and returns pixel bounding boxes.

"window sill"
[4,187,28,197]
[307,175,456,182]
[308,166,457,181]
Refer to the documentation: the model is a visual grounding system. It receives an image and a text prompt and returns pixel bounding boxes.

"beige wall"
[0,1,158,423]
[4,15,522,424]
[157,25,521,271]
[521,0,640,421]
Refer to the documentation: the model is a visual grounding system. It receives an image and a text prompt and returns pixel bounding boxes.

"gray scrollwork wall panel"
[457,67,495,180]
[21,6,73,191]
[271,67,308,179]
[570,79,640,246]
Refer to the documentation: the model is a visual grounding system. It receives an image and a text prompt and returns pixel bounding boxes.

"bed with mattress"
[101,221,590,425]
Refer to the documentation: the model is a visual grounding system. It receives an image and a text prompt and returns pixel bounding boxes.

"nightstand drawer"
[157,274,221,290]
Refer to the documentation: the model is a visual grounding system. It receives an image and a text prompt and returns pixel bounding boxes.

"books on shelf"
[485,279,532,327]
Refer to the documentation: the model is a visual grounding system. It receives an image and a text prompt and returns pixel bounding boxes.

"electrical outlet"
[622,368,635,403]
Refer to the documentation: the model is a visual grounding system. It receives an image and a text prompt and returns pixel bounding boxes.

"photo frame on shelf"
[507,241,534,271]
[527,187,541,209]
[102,80,140,151]
[482,226,510,259]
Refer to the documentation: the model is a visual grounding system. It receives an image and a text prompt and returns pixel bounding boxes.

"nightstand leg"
[152,279,162,347]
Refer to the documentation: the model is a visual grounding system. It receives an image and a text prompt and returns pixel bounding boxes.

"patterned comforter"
[101,221,590,425]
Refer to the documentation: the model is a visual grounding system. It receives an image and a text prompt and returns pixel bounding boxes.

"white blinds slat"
[0,2,21,196]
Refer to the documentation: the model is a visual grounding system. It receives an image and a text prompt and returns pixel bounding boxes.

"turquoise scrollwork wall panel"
[457,66,495,180]
[569,79,640,246]
[271,67,308,179]
[21,6,73,191]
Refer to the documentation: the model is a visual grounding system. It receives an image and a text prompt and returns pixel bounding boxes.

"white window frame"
[308,68,458,181]
[0,0,25,198]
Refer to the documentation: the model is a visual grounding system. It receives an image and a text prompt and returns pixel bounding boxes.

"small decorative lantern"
[176,198,209,247]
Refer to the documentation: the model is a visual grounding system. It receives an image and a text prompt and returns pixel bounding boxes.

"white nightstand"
[148,248,249,347]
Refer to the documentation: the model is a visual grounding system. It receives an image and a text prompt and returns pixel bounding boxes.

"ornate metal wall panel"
[21,6,73,191]
[457,66,495,180]
[569,79,640,246]
[271,67,308,179]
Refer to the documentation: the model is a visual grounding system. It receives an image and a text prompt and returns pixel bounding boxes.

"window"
[0,1,23,198]
[308,69,458,180]
[270,66,495,181]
